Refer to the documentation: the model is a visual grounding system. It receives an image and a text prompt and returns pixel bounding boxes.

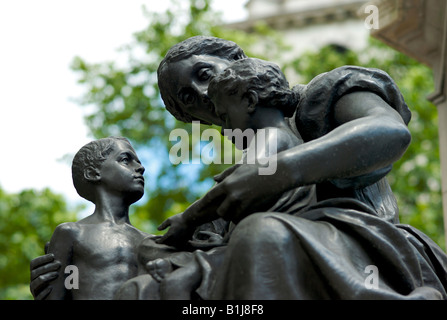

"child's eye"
[120,157,129,164]
[220,113,227,122]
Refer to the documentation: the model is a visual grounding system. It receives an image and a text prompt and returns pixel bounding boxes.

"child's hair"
[72,136,132,203]
[208,58,298,117]
[157,36,247,123]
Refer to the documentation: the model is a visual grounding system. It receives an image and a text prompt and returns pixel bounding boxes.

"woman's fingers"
[158,219,172,231]
[213,163,241,183]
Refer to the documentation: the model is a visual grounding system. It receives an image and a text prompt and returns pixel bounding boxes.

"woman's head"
[157,36,247,124]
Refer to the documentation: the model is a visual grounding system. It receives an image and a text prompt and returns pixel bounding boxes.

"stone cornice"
[225,0,369,31]
[369,0,444,67]
[367,0,446,103]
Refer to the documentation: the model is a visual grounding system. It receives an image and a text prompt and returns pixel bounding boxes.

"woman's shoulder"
[294,65,411,142]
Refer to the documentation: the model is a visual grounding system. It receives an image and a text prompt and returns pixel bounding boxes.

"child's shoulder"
[51,221,82,241]
[262,126,300,150]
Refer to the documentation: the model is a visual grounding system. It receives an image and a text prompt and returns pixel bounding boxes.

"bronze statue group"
[30,36,447,300]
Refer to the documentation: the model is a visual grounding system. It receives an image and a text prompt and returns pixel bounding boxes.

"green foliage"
[0,187,79,299]
[70,0,285,231]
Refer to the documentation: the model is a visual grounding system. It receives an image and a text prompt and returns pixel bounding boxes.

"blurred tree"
[0,187,79,299]
[70,0,286,232]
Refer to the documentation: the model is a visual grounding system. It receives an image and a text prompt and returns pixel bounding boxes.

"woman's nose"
[191,83,210,103]
[202,91,210,104]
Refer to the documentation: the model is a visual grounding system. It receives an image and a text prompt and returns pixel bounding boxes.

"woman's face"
[166,54,232,126]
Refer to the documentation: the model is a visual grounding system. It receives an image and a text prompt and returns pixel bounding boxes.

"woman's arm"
[198,91,411,222]
[157,128,294,246]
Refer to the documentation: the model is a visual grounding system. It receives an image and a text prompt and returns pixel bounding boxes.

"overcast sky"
[0,1,247,210]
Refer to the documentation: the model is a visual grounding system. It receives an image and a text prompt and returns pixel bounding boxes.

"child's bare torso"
[70,221,149,299]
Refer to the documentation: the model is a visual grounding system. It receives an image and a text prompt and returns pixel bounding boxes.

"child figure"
[46,137,151,299]
[148,58,316,298]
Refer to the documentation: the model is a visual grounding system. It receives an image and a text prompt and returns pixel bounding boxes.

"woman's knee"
[115,275,160,300]
[229,213,291,248]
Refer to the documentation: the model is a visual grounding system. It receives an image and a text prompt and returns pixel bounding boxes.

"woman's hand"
[213,163,242,183]
[156,213,196,248]
[30,253,60,300]
[202,163,284,223]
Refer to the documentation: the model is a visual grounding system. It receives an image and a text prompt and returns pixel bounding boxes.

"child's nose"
[136,164,145,174]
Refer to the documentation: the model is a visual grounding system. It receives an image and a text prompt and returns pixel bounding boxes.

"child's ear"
[84,166,101,183]
[246,89,258,114]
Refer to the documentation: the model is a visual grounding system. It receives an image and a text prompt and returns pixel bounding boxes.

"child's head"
[72,137,144,204]
[208,57,297,130]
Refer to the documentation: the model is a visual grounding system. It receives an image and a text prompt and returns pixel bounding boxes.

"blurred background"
[0,0,444,299]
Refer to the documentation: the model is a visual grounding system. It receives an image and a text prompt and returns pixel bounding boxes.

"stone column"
[428,5,447,249]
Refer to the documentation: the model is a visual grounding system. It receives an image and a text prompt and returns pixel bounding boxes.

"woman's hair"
[72,136,132,203]
[208,58,298,117]
[157,36,247,123]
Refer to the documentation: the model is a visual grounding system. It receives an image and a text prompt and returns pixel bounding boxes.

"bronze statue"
[31,36,447,300]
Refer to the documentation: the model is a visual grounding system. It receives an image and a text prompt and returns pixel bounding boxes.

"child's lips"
[134,176,145,185]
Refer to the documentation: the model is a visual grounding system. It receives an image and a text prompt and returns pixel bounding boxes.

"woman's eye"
[198,68,212,81]
[183,93,195,105]
[121,158,129,164]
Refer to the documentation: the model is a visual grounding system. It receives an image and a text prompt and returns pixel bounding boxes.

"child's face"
[99,140,145,204]
[212,90,253,133]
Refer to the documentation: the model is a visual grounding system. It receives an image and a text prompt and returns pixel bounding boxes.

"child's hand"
[146,258,173,282]
[156,213,195,248]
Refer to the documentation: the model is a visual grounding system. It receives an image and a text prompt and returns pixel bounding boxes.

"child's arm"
[45,222,78,300]
[249,127,296,161]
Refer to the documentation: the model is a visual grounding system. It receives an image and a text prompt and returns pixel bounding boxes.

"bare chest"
[72,224,144,269]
